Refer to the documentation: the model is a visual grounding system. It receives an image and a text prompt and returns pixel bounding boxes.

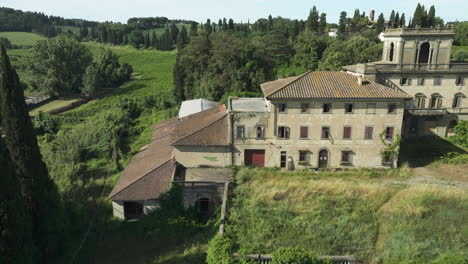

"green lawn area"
[225,167,468,264]
[29,98,82,116]
[0,31,47,47]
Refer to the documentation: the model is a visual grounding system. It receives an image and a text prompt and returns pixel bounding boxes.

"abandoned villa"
[109,27,468,219]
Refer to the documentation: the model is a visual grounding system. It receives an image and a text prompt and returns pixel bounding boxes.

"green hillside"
[0,31,47,47]
[224,167,468,264]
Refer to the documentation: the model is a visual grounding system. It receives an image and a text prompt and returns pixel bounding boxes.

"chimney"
[357,75,363,86]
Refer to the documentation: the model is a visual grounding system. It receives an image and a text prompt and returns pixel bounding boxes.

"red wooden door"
[245,150,265,167]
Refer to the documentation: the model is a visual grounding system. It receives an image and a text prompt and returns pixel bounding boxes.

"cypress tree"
[306,6,319,32]
[400,13,406,28]
[318,13,327,34]
[151,31,157,47]
[0,44,62,262]
[267,15,274,31]
[338,11,347,39]
[376,13,385,32]
[228,19,234,30]
[428,5,436,27]
[389,10,396,28]
[412,4,423,27]
[170,23,179,44]
[394,12,400,28]
[222,18,228,31]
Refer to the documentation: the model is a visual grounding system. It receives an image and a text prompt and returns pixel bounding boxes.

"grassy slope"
[227,168,468,263]
[29,98,82,116]
[0,31,47,46]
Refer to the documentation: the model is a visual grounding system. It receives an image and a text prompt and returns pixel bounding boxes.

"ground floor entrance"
[123,201,143,219]
[244,149,265,167]
[318,149,329,168]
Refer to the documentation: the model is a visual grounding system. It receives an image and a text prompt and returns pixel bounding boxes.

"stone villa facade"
[109,28,467,219]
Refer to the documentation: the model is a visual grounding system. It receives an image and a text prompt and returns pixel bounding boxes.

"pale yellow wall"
[174,146,231,168]
[233,99,405,168]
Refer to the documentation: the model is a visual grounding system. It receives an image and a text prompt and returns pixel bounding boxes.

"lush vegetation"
[221,167,468,264]
[0,31,47,47]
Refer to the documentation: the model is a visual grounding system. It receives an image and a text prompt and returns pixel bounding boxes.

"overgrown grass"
[29,98,82,116]
[0,31,47,46]
[225,167,468,263]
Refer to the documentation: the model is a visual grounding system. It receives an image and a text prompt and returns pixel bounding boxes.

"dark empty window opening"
[400,78,411,86]
[341,151,352,165]
[321,127,331,139]
[364,126,374,140]
[124,202,143,220]
[195,198,211,215]
[345,103,354,113]
[418,42,430,64]
[278,126,290,139]
[456,77,465,86]
[343,126,352,139]
[389,42,395,62]
[256,126,265,139]
[299,150,308,163]
[323,103,332,113]
[300,126,308,139]
[385,127,394,140]
[300,103,309,113]
[417,77,425,86]
[236,126,245,139]
[415,94,426,108]
[280,151,287,168]
[388,104,397,114]
[452,94,464,108]
[430,94,443,109]
[278,103,287,113]
[448,120,458,134]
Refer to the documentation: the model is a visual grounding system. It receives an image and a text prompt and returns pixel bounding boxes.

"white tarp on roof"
[178,98,217,119]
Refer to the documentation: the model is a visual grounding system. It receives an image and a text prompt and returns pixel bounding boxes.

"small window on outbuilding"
[345,103,354,114]
[388,104,397,114]
[323,103,332,113]
[278,103,287,113]
[300,103,309,113]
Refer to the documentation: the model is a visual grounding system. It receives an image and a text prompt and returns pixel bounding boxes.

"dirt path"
[382,167,468,188]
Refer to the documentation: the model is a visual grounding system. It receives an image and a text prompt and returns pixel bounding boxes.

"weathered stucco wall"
[112,201,125,219]
[233,99,405,168]
[174,146,231,168]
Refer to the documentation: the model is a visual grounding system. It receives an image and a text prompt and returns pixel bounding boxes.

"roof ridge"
[108,158,174,200]
[267,71,312,98]
[171,112,228,146]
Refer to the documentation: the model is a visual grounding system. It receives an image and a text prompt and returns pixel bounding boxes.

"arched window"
[389,42,395,62]
[429,93,443,109]
[418,42,431,64]
[452,93,465,108]
[415,93,426,108]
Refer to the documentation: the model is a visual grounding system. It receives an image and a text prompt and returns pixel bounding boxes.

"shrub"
[34,111,59,134]
[206,235,237,264]
[436,152,468,165]
[272,248,321,264]
[452,120,468,147]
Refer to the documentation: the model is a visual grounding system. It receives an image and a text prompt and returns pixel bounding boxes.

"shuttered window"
[364,126,373,140]
[300,126,308,139]
[343,126,352,139]
[278,126,290,139]
[385,127,394,140]
[321,127,330,139]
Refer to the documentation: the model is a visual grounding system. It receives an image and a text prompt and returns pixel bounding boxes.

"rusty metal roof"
[109,105,229,201]
[262,71,412,100]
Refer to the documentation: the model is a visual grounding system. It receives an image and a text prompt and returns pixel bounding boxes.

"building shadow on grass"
[399,136,467,167]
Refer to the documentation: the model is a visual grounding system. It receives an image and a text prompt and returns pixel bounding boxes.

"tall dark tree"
[267,15,274,31]
[204,19,213,34]
[428,5,436,27]
[318,13,327,34]
[151,31,157,47]
[306,6,320,32]
[0,44,62,263]
[412,4,423,27]
[176,26,189,50]
[394,12,400,28]
[170,23,179,44]
[376,13,385,32]
[228,19,234,30]
[389,10,396,28]
[222,18,228,31]
[338,11,347,39]
[400,13,406,28]
[190,22,198,36]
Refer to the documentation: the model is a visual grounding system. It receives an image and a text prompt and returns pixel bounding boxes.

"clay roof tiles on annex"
[108,105,229,201]
[262,71,412,100]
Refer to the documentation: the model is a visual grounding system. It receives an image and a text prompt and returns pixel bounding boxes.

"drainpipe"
[229,97,235,167]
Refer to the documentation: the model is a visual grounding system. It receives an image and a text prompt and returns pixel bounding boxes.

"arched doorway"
[418,42,430,64]
[318,149,329,168]
[389,42,395,62]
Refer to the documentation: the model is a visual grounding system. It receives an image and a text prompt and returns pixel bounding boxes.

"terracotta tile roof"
[108,104,229,201]
[262,71,412,100]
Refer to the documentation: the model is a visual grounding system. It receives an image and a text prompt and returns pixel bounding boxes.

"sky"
[1,0,467,24]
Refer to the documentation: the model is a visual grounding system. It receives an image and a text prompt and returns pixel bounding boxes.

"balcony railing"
[405,108,448,115]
